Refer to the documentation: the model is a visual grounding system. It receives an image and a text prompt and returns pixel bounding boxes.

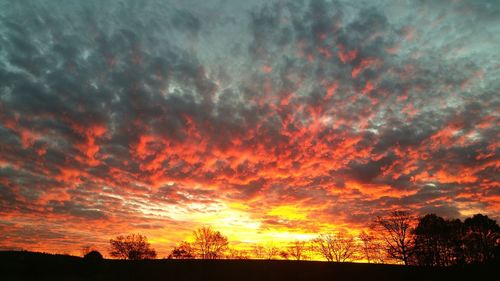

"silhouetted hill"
[0,251,498,281]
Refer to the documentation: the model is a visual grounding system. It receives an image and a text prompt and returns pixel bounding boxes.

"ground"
[1,251,497,281]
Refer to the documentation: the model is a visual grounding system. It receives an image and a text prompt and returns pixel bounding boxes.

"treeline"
[379,212,500,266]
[90,212,498,267]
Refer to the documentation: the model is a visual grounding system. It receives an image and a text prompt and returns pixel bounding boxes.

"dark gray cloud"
[46,200,108,220]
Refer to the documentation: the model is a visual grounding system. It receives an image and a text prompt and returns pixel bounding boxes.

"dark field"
[1,251,498,281]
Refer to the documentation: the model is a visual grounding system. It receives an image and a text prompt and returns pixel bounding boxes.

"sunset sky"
[0,0,499,258]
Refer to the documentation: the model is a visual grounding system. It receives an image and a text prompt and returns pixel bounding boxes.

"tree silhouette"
[227,248,249,259]
[446,218,467,265]
[192,226,228,259]
[375,210,414,265]
[252,245,266,259]
[109,234,157,260]
[312,232,357,262]
[279,250,290,260]
[413,214,453,266]
[169,241,194,259]
[359,231,385,263]
[409,213,500,266]
[287,240,307,261]
[463,214,499,264]
[411,214,476,266]
[264,245,279,260]
[252,243,279,260]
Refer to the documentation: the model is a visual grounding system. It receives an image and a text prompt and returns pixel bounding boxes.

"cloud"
[46,200,108,220]
[0,0,498,256]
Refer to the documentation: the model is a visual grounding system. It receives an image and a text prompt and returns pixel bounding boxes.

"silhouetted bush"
[83,250,104,270]
[84,250,103,261]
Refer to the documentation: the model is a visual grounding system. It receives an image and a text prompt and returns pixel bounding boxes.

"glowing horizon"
[0,0,498,259]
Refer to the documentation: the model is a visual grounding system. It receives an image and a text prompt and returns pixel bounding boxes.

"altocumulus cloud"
[0,0,498,254]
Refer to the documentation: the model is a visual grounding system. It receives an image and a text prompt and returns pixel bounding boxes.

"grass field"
[1,251,498,281]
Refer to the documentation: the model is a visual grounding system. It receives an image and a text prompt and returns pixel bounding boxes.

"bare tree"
[359,231,385,263]
[252,244,266,259]
[375,210,414,265]
[359,231,373,263]
[264,244,280,260]
[169,241,194,259]
[312,232,357,262]
[279,250,290,260]
[227,248,249,259]
[252,243,279,259]
[109,234,157,260]
[193,226,228,259]
[287,240,307,261]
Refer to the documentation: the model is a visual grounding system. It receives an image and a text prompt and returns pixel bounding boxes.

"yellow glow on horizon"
[458,205,488,218]
[259,231,317,242]
[136,198,374,260]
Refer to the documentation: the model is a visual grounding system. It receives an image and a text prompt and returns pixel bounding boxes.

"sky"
[0,0,499,257]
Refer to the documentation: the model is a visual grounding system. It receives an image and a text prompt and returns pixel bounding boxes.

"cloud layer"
[0,0,499,255]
